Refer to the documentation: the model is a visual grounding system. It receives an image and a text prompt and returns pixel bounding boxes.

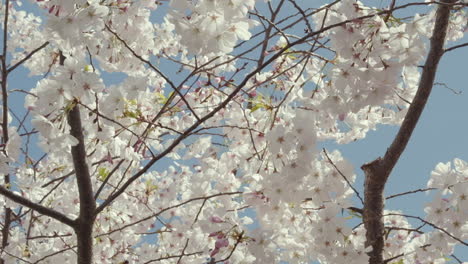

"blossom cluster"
[168,0,263,54]
[0,0,465,263]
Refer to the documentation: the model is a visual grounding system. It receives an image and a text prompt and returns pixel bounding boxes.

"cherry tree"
[0,0,467,263]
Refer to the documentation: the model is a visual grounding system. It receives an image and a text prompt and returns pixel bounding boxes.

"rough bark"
[68,105,96,264]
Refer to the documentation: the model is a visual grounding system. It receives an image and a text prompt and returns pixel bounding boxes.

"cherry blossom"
[0,0,466,263]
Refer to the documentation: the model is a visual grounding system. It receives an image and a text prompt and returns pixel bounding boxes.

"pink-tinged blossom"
[1,0,466,263]
[209,216,224,223]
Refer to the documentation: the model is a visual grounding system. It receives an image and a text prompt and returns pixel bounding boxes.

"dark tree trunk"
[68,105,96,264]
[361,1,455,263]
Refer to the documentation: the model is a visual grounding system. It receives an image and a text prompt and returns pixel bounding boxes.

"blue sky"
[4,0,468,262]
[327,34,468,261]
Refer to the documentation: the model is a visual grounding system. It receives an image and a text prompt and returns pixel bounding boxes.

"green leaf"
[123,110,139,119]
[249,93,272,113]
[98,167,109,182]
[287,52,299,60]
[126,98,138,106]
[155,92,167,104]
[84,65,94,72]
[145,180,158,193]
[250,103,266,113]
[64,100,77,113]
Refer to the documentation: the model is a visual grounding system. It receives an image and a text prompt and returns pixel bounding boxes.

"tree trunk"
[362,1,455,263]
[76,220,95,264]
[68,105,96,264]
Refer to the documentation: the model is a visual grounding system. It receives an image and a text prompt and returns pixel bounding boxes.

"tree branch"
[96,191,242,237]
[386,213,468,246]
[67,104,96,264]
[323,148,364,204]
[213,230,245,263]
[361,1,455,264]
[444,42,468,53]
[105,24,202,122]
[96,9,406,214]
[0,186,75,227]
[385,187,436,200]
[380,0,455,175]
[7,41,49,73]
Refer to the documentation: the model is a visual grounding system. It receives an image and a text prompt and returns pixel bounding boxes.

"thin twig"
[386,213,468,246]
[323,148,364,204]
[386,187,436,199]
[105,24,201,122]
[7,41,49,73]
[444,42,468,53]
